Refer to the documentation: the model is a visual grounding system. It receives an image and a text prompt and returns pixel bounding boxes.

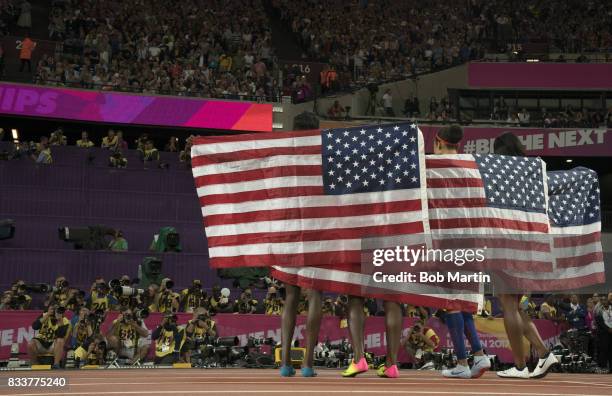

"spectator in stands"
[33,136,52,164]
[404,96,420,118]
[595,292,612,372]
[165,137,179,152]
[18,32,35,72]
[518,108,531,126]
[179,136,194,166]
[101,130,118,149]
[109,150,128,168]
[106,308,150,365]
[108,230,128,252]
[115,131,128,151]
[49,127,67,146]
[382,89,394,116]
[28,305,71,368]
[16,0,31,29]
[327,100,345,119]
[566,294,587,329]
[76,131,94,148]
[139,140,160,163]
[507,112,520,125]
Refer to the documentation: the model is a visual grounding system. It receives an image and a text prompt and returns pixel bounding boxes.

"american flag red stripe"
[270,153,563,309]
[191,125,429,269]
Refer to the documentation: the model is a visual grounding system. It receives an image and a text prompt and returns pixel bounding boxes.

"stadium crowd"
[38,0,280,100]
[0,126,195,166]
[0,0,603,101]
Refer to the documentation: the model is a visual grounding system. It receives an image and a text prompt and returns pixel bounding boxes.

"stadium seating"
[0,144,213,291]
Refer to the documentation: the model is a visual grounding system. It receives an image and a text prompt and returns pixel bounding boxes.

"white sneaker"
[471,355,491,378]
[530,353,558,379]
[418,361,435,370]
[442,364,471,379]
[496,366,529,379]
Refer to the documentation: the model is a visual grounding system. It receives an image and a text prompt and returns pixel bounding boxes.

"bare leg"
[27,340,39,365]
[519,310,548,358]
[53,338,65,366]
[136,344,149,362]
[281,284,300,367]
[303,289,322,368]
[383,301,402,366]
[347,296,365,361]
[499,294,526,368]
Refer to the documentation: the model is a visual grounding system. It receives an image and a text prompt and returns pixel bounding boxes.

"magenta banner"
[0,311,565,363]
[468,62,612,89]
[420,125,611,156]
[0,83,272,132]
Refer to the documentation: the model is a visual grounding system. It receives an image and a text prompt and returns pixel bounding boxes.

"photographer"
[154,278,180,314]
[181,308,216,363]
[28,305,72,368]
[0,281,31,310]
[152,313,185,365]
[401,322,440,367]
[322,297,336,316]
[86,281,118,313]
[46,276,69,308]
[82,334,107,365]
[264,287,282,316]
[70,307,94,351]
[180,280,207,313]
[66,288,86,312]
[112,276,136,311]
[234,288,258,314]
[106,308,150,365]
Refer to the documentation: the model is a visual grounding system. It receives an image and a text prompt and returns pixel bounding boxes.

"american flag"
[506,167,605,290]
[270,153,555,311]
[190,123,429,269]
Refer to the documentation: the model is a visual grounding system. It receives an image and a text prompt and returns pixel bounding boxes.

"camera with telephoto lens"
[246,337,275,348]
[110,279,145,297]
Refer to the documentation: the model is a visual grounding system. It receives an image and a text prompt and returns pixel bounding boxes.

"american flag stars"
[322,123,420,195]
[547,169,600,226]
[474,154,546,214]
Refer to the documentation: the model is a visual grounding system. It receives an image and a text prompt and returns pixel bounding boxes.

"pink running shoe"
[342,357,369,377]
[377,364,399,378]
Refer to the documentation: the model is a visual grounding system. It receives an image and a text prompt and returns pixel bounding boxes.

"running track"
[0,369,611,396]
